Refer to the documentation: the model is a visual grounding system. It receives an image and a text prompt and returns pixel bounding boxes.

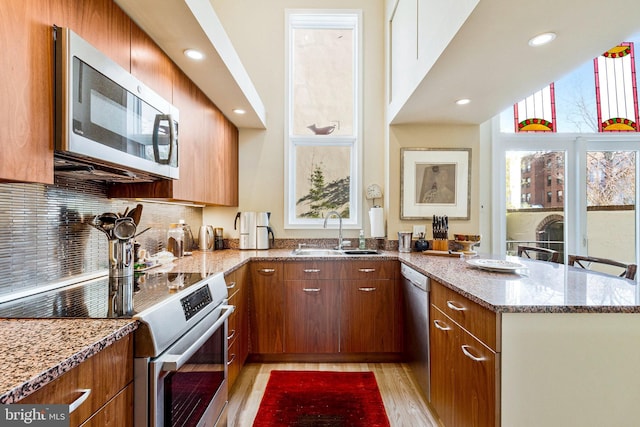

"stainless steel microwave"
[53,26,179,181]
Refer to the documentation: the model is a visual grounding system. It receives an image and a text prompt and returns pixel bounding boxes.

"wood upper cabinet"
[108,67,239,206]
[283,261,339,353]
[249,262,284,354]
[130,23,173,102]
[20,334,133,427]
[206,105,239,206]
[430,280,499,427]
[0,0,130,184]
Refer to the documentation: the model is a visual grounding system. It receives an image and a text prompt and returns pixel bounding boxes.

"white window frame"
[284,9,363,229]
[491,116,640,269]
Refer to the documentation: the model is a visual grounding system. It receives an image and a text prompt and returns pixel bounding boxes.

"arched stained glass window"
[594,42,639,132]
[514,84,556,132]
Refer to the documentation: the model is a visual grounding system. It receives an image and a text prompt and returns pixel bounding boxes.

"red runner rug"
[252,370,390,427]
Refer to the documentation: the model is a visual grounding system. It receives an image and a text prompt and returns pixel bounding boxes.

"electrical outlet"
[412,225,426,238]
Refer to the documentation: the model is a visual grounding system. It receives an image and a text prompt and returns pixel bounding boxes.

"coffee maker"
[234,211,274,249]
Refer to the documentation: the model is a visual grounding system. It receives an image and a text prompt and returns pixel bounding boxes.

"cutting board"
[422,250,464,257]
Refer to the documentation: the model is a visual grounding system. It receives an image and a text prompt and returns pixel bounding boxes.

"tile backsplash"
[0,177,201,298]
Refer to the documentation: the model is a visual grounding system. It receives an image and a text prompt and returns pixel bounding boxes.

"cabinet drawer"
[338,260,397,280]
[20,335,133,427]
[431,280,499,351]
[284,261,337,280]
[251,262,283,281]
[227,334,242,389]
[80,383,133,427]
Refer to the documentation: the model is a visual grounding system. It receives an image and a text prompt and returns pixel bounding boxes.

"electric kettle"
[199,225,215,251]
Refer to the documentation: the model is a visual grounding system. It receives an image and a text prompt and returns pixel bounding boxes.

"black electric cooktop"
[0,271,209,319]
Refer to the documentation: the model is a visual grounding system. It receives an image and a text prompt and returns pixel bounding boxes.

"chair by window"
[517,245,560,263]
[567,255,637,280]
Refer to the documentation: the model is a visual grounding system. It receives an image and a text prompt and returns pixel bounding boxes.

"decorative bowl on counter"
[454,234,481,254]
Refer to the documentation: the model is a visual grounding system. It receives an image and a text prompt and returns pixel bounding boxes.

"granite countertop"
[176,249,640,313]
[2,248,639,403]
[0,319,137,403]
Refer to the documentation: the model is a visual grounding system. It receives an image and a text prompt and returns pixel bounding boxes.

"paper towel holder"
[366,184,383,206]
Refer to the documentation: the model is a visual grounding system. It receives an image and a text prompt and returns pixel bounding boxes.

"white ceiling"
[116,0,640,128]
[115,0,266,129]
[392,0,640,125]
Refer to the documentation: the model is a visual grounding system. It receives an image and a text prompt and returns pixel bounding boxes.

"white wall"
[204,0,386,241]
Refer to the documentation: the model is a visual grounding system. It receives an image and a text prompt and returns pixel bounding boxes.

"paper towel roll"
[369,207,385,238]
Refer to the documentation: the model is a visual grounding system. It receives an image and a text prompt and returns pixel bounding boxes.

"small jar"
[167,223,184,258]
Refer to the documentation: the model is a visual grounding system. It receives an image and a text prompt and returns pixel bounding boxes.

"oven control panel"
[180,285,213,321]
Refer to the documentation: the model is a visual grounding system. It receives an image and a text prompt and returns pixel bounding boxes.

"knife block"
[432,239,449,251]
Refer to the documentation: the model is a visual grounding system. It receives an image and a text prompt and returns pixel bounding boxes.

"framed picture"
[401,148,471,220]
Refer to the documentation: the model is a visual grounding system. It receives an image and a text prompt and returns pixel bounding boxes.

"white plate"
[466,258,525,272]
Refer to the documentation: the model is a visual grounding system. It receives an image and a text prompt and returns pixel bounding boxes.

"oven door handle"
[159,305,234,372]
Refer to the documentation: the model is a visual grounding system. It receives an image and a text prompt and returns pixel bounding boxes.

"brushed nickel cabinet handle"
[303,288,321,292]
[227,329,236,341]
[258,268,275,274]
[227,353,237,366]
[358,287,376,292]
[358,268,376,273]
[433,319,451,331]
[446,300,466,311]
[69,389,91,413]
[461,345,485,362]
[303,269,321,273]
[226,281,236,289]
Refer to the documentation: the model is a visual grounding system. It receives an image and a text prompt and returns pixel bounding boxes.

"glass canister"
[214,227,224,250]
[167,223,185,258]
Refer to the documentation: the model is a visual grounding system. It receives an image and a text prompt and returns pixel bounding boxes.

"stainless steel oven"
[134,273,233,427]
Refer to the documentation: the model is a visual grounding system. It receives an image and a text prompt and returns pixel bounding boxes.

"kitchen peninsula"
[1,249,639,427]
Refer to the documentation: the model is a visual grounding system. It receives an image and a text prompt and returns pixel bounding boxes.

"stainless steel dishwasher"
[401,263,430,401]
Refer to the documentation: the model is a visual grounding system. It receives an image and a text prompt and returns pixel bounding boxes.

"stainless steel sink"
[290,248,381,256]
[290,248,343,256]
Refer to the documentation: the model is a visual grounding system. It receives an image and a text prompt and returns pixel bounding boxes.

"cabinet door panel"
[455,327,497,427]
[249,263,284,354]
[284,280,339,353]
[430,305,458,427]
[340,279,396,353]
[130,23,173,102]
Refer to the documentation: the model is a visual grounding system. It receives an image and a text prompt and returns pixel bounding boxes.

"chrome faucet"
[323,210,344,250]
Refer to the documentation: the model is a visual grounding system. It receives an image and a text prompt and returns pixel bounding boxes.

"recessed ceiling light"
[184,49,204,60]
[455,98,471,105]
[528,32,556,47]
[233,108,246,115]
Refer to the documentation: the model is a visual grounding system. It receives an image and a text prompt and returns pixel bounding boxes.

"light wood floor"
[228,362,441,427]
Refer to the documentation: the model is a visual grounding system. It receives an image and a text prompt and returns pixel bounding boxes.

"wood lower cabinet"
[249,260,402,359]
[340,278,399,353]
[20,334,133,427]
[249,262,284,354]
[226,265,248,390]
[283,261,338,354]
[430,280,499,427]
[339,260,402,353]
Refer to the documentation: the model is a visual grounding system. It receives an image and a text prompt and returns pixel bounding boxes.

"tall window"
[285,11,362,228]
